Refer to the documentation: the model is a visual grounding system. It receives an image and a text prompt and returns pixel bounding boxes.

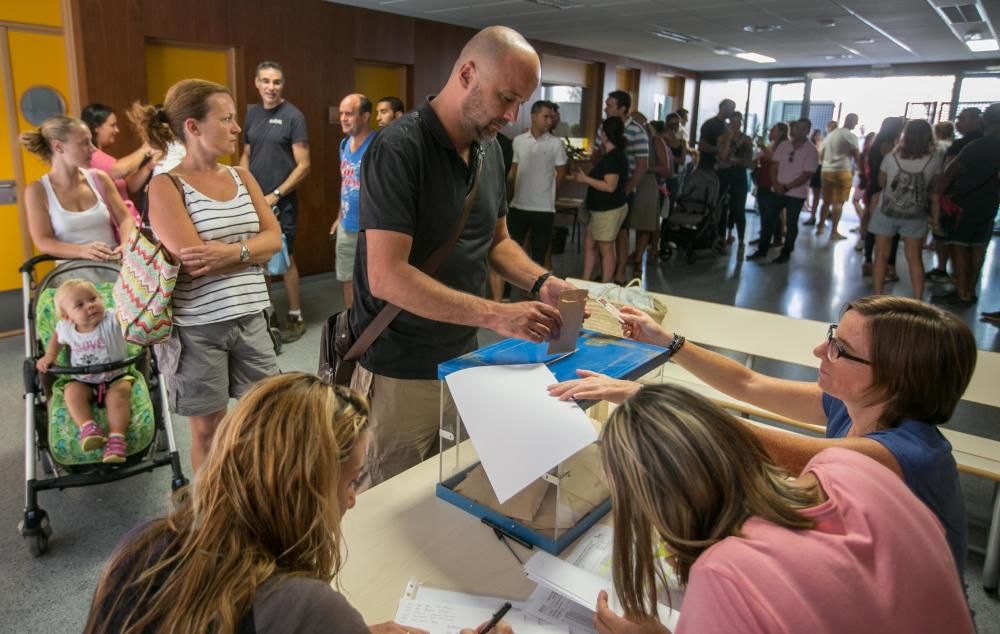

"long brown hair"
[84,373,368,634]
[600,385,820,622]
[896,119,934,159]
[128,78,231,153]
[845,296,976,427]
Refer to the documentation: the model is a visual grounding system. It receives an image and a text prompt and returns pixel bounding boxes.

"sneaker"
[79,421,106,452]
[745,250,767,261]
[982,310,1000,324]
[803,217,816,226]
[102,435,127,464]
[281,316,306,343]
[771,253,791,264]
[926,268,952,283]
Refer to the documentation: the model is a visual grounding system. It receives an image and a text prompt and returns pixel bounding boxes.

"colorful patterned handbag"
[112,175,182,345]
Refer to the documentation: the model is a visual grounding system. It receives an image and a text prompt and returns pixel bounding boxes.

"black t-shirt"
[866,146,886,198]
[585,148,629,211]
[243,101,308,206]
[351,102,508,379]
[698,116,727,170]
[945,130,982,160]
[951,131,1000,216]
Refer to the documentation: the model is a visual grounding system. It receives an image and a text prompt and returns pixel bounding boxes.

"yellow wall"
[1,28,70,289]
[0,0,62,27]
[355,62,406,108]
[145,42,231,162]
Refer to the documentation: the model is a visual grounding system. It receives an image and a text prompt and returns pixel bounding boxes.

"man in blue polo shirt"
[330,93,375,309]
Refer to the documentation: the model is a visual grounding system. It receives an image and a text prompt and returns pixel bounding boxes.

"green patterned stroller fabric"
[36,284,155,466]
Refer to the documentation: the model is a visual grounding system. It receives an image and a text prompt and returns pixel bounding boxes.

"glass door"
[765,81,806,128]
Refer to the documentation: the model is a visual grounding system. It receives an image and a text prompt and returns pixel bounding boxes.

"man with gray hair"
[350,26,578,485]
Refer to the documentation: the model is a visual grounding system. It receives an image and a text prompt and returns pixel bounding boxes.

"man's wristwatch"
[272,188,282,199]
[531,272,554,296]
[239,242,250,263]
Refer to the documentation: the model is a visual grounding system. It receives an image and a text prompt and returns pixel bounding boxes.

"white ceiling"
[329,0,1000,72]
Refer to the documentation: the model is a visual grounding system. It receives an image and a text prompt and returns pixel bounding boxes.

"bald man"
[349,26,578,485]
[330,93,375,309]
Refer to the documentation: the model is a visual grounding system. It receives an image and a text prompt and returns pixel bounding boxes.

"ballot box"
[436,330,669,554]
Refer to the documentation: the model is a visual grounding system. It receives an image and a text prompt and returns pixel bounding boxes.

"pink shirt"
[676,448,971,634]
[90,149,140,222]
[772,140,819,199]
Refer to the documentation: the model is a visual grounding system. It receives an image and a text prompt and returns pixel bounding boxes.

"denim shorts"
[868,208,928,240]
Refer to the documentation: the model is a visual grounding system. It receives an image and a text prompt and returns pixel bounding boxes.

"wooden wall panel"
[71,0,691,277]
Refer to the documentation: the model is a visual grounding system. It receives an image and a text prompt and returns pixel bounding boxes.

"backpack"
[882,153,932,219]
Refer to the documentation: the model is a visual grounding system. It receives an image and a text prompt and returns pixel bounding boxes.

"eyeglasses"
[826,324,871,365]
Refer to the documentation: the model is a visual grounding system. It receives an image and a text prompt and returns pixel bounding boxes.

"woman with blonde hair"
[592,384,971,633]
[85,373,501,634]
[551,295,976,580]
[129,79,281,471]
[21,115,134,273]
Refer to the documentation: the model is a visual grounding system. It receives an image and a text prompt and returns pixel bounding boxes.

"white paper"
[445,364,598,503]
[394,598,568,634]
[524,552,681,631]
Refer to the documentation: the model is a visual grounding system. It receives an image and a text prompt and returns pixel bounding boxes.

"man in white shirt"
[817,113,860,240]
[507,100,568,265]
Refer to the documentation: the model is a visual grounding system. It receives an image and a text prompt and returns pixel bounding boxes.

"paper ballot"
[445,364,598,503]
[395,583,568,634]
[524,551,681,631]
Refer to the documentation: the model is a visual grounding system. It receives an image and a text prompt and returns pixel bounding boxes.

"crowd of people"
[12,21,991,634]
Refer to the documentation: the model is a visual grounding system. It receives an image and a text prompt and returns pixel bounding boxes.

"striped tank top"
[171,166,270,326]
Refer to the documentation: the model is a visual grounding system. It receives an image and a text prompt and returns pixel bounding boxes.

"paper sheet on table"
[395,598,568,634]
[524,551,681,631]
[445,364,597,503]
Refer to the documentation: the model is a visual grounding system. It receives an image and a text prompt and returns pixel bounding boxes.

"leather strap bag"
[320,144,485,385]
[112,175,183,345]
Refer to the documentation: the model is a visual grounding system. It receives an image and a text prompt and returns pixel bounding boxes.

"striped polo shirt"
[624,117,649,185]
[172,166,271,326]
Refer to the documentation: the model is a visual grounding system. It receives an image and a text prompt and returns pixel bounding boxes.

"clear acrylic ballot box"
[436,330,670,554]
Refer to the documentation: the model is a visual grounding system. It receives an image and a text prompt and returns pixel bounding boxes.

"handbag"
[112,174,183,345]
[319,136,485,386]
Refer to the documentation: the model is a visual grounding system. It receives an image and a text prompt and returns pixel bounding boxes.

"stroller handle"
[42,353,145,377]
[19,254,58,274]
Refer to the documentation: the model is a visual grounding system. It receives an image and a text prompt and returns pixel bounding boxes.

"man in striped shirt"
[602,90,648,282]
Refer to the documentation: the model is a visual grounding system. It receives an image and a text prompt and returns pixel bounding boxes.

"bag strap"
[344,143,486,362]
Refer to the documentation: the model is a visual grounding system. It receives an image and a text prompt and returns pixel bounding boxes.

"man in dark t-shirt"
[240,61,311,343]
[935,103,1000,306]
[698,99,735,170]
[350,26,579,486]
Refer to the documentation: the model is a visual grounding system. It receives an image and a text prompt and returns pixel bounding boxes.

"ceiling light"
[714,47,735,55]
[524,0,582,8]
[967,38,999,51]
[735,52,776,64]
[817,18,837,28]
[651,29,703,44]
[853,38,875,44]
[825,53,855,60]
[743,24,781,33]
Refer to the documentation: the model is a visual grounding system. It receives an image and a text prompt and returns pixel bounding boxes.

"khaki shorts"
[588,204,628,241]
[335,228,359,282]
[155,312,279,416]
[821,170,852,204]
[350,364,457,488]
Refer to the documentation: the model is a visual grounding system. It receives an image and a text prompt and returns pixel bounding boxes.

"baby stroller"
[17,256,188,556]
[660,168,724,264]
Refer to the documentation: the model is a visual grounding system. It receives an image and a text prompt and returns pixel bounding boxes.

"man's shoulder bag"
[319,145,485,386]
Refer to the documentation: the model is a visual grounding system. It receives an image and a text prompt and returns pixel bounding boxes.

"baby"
[37,279,133,463]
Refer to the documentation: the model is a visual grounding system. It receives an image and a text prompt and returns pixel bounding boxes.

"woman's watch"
[239,242,250,263]
[667,334,686,357]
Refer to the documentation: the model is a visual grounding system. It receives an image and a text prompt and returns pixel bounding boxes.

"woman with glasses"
[86,373,500,634]
[549,295,976,578]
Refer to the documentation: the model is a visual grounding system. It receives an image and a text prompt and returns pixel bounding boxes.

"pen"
[479,601,512,634]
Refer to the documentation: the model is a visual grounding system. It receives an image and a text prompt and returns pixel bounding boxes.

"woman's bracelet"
[667,334,686,357]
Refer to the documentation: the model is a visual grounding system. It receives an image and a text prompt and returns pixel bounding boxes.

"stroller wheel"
[686,250,697,264]
[19,509,52,557]
[661,247,673,261]
[172,475,190,492]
